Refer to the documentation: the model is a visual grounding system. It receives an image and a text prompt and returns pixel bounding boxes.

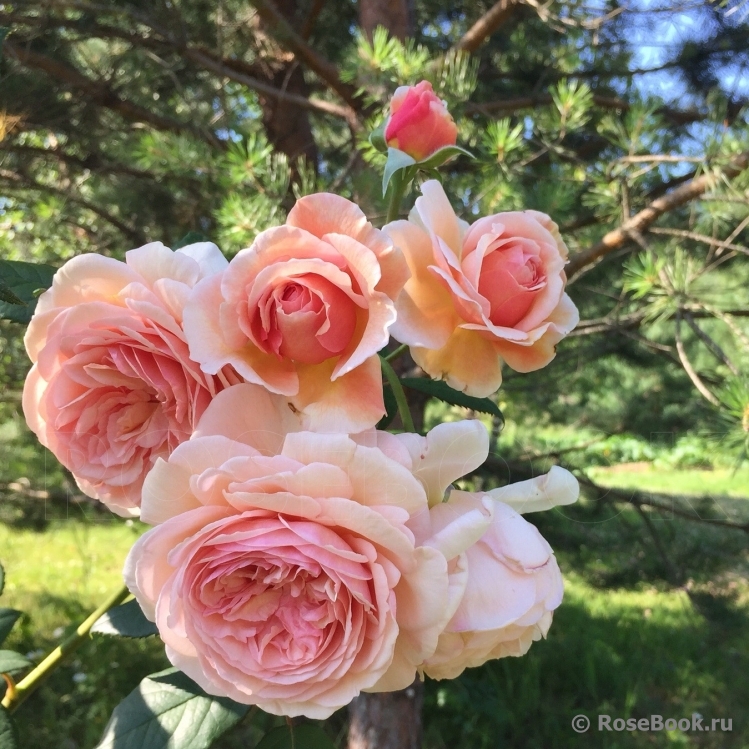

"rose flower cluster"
[22,82,579,718]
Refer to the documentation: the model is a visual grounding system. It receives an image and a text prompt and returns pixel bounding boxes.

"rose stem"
[384,343,408,362]
[385,171,408,224]
[1,584,130,713]
[380,356,416,433]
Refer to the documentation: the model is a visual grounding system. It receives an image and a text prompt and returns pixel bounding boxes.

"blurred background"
[0,0,748,746]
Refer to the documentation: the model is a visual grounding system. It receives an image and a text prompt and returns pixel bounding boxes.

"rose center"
[478,242,547,328]
[251,274,358,365]
[199,557,344,665]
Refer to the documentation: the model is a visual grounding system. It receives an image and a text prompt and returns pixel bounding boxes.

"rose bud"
[384,81,458,162]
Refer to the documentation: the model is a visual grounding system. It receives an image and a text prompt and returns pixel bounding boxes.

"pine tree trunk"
[348,679,424,749]
[252,0,319,171]
[359,0,410,39]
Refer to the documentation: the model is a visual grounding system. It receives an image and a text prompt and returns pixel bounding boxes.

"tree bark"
[359,0,410,40]
[251,0,319,171]
[348,680,424,749]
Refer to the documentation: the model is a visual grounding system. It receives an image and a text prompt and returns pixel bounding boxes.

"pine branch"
[682,311,738,376]
[674,311,721,407]
[571,308,749,337]
[566,150,749,278]
[648,227,749,255]
[5,10,359,128]
[248,0,363,113]
[644,170,696,200]
[0,143,158,181]
[466,93,705,125]
[183,47,360,128]
[300,0,327,40]
[4,38,224,149]
[452,0,520,53]
[575,474,749,534]
[0,167,147,245]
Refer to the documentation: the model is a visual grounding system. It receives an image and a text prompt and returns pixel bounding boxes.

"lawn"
[588,464,749,498]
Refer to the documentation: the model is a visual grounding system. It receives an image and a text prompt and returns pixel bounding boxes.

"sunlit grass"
[0,517,145,639]
[589,465,749,498]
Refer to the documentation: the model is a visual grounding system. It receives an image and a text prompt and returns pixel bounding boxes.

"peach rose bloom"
[385,81,458,162]
[23,242,239,516]
[183,194,409,433]
[125,385,495,718]
[385,181,579,396]
[407,467,578,680]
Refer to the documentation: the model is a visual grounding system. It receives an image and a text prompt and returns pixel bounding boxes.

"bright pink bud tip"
[384,81,458,162]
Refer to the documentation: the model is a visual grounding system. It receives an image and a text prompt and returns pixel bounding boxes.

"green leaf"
[0,706,18,749]
[95,668,248,749]
[0,651,31,675]
[369,124,387,153]
[173,231,210,249]
[255,724,337,749]
[0,564,4,597]
[0,261,57,325]
[400,377,503,419]
[416,144,475,170]
[382,147,416,195]
[0,285,25,306]
[376,384,398,430]
[91,599,159,639]
[0,611,21,647]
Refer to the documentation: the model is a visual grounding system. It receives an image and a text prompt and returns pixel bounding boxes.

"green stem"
[384,343,408,362]
[380,356,416,433]
[385,171,408,224]
[1,584,130,713]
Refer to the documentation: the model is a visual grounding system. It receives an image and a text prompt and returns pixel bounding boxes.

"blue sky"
[622,0,749,103]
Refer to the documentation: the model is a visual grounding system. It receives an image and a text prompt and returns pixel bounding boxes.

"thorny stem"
[1,584,130,713]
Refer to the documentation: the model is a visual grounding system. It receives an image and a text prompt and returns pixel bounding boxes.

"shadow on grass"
[422,588,747,749]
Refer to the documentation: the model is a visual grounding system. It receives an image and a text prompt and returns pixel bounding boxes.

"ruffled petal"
[396,421,489,506]
[488,466,579,514]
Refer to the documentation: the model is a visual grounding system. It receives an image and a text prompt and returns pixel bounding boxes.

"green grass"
[0,516,145,633]
[589,465,749,498]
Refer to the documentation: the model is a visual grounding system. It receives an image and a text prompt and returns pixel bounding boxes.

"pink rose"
[384,81,458,162]
[407,468,579,680]
[125,384,461,718]
[184,194,409,433]
[385,181,579,396]
[23,242,239,516]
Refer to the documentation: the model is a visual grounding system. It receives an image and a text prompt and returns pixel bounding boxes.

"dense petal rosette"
[385,181,579,396]
[183,194,409,433]
[125,384,452,718]
[22,242,238,515]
